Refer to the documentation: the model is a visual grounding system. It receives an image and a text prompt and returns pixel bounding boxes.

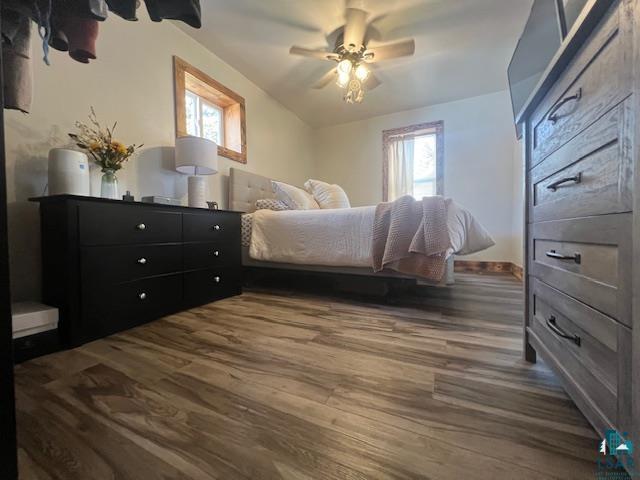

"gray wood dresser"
[518,0,639,470]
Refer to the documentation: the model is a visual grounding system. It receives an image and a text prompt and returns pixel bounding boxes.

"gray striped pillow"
[255,199,290,211]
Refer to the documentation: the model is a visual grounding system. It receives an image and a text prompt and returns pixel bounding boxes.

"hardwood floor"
[14,273,602,479]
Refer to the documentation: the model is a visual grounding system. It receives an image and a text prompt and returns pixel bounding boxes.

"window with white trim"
[185,90,224,145]
[382,121,444,201]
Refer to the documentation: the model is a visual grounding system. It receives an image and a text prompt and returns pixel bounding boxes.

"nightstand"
[30,195,242,349]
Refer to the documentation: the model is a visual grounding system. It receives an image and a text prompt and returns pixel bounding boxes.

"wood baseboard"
[454,261,523,281]
[511,264,524,281]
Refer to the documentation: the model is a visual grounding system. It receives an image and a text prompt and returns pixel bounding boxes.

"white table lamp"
[175,135,219,208]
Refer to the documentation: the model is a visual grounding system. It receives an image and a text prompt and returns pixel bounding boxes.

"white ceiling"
[178,0,533,128]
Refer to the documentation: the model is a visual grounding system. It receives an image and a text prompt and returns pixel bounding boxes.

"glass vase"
[100,169,119,199]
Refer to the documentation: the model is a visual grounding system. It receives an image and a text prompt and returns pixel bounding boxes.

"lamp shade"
[175,135,219,175]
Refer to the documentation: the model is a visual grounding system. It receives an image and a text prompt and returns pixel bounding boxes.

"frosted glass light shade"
[175,135,219,176]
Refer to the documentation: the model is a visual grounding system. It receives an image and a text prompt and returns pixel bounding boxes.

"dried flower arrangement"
[69,107,143,172]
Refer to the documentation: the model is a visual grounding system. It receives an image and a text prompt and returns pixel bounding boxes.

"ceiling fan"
[289,2,416,104]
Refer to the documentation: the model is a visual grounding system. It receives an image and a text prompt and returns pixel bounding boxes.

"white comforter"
[248,199,494,267]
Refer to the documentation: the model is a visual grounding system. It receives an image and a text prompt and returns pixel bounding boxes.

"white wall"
[313,90,522,263]
[5,13,315,301]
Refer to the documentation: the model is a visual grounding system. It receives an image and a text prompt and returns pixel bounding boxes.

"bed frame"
[228,168,454,285]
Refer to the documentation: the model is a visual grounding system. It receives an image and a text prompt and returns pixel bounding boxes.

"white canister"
[48,148,90,196]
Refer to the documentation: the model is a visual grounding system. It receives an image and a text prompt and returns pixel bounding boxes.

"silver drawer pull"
[138,292,147,300]
[547,88,582,124]
[546,172,582,192]
[137,257,147,265]
[213,276,221,283]
[545,249,581,264]
[546,316,581,346]
[213,225,221,231]
[136,223,146,231]
[213,250,220,257]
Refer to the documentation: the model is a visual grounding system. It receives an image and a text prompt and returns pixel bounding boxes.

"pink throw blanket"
[372,195,450,281]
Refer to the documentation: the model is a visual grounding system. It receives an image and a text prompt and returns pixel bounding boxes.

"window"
[185,91,224,144]
[412,134,438,198]
[174,56,246,164]
[382,121,444,201]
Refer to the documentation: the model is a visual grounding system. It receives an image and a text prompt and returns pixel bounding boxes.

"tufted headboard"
[229,168,278,213]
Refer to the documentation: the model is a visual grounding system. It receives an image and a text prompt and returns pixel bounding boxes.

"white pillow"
[303,179,351,209]
[271,181,319,210]
[447,200,495,255]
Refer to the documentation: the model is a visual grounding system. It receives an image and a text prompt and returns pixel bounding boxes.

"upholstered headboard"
[229,168,277,213]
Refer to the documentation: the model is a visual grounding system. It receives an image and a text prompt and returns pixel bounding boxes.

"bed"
[228,168,476,285]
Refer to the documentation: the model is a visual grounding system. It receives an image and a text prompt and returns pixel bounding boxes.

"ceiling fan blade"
[343,8,368,52]
[290,46,339,61]
[364,39,415,62]
[312,68,338,89]
[365,73,381,90]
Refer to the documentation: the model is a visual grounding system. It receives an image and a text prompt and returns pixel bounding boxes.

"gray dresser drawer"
[530,1,631,167]
[529,101,632,222]
[528,278,631,433]
[528,214,631,327]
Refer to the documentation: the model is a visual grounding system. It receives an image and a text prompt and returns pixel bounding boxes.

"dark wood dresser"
[517,0,638,471]
[31,195,242,348]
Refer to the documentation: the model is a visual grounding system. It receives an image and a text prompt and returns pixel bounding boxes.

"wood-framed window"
[174,56,247,164]
[382,121,444,201]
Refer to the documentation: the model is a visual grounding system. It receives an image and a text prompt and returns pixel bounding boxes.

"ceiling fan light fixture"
[354,63,369,81]
[337,71,350,88]
[337,59,353,75]
[289,4,415,105]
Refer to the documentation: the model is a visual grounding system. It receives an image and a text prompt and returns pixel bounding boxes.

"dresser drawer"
[528,278,631,433]
[530,1,631,167]
[529,279,618,427]
[183,267,241,308]
[183,242,241,271]
[79,203,181,246]
[528,214,631,326]
[82,273,182,341]
[81,244,183,284]
[529,102,632,222]
[183,211,240,243]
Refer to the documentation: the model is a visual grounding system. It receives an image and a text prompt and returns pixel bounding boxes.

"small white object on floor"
[11,302,59,339]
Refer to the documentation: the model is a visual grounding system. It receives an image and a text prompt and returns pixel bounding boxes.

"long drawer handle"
[546,172,582,192]
[546,315,581,346]
[547,88,582,124]
[545,249,581,264]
